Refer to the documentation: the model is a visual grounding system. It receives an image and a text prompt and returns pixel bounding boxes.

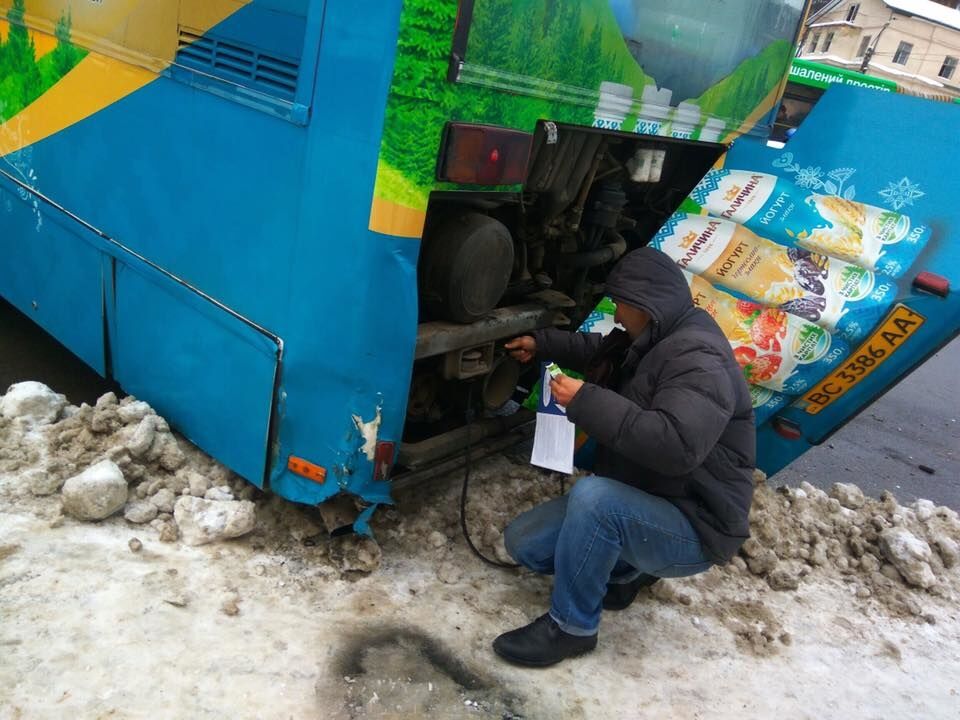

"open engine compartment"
[399,122,725,469]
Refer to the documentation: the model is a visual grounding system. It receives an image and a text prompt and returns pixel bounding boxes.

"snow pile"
[377,456,571,578]
[60,459,128,520]
[733,469,960,619]
[380,458,960,620]
[0,382,258,545]
[0,380,67,426]
[2,380,958,604]
[369,459,960,660]
[173,496,257,546]
[3,382,960,717]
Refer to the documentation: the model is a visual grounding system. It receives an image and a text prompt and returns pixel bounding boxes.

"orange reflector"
[287,455,327,484]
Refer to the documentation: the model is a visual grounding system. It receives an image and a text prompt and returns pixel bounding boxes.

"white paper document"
[530,363,575,474]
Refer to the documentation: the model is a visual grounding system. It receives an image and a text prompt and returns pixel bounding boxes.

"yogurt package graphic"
[750,384,790,426]
[684,270,849,394]
[689,169,930,278]
[651,213,897,342]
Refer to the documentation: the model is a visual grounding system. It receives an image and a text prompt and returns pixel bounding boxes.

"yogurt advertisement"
[689,169,931,278]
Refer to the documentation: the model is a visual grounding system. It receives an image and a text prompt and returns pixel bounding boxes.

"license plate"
[800,304,925,415]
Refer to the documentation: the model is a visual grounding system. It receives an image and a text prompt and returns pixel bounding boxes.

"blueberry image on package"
[651,212,897,343]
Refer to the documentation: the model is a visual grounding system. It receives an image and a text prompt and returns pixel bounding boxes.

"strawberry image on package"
[690,169,930,278]
[683,270,849,394]
[651,213,897,342]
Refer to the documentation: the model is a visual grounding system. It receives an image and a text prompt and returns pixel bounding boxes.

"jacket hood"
[604,247,694,339]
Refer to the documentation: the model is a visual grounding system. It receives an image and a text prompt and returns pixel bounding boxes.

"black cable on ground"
[459,387,519,569]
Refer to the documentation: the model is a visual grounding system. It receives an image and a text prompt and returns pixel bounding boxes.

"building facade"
[800,0,960,100]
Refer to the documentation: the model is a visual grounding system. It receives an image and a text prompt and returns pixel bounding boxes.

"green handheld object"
[546,362,563,379]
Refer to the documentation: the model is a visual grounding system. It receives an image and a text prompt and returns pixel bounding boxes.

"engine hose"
[460,386,520,570]
[558,231,627,269]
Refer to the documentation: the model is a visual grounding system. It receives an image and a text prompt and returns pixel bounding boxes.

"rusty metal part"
[443,342,494,379]
[397,409,534,469]
[481,356,521,410]
[406,372,444,422]
[569,140,607,231]
[415,290,574,360]
[392,418,535,492]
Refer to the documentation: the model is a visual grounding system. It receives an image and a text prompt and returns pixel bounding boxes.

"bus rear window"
[453,0,807,140]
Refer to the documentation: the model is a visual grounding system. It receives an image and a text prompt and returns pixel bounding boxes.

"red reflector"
[912,271,950,298]
[438,123,532,186]
[373,441,396,482]
[772,417,803,441]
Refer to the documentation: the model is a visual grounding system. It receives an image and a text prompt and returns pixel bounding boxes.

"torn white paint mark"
[352,407,382,461]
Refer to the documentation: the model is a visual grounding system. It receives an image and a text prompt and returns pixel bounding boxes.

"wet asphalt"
[2,297,957,509]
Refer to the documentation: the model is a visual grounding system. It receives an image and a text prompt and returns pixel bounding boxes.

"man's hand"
[549,375,584,407]
[505,336,536,363]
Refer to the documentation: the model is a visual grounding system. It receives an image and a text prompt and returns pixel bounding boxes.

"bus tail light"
[437,123,532,186]
[772,417,803,441]
[912,271,949,298]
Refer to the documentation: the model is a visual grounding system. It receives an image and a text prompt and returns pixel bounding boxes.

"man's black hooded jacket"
[533,247,756,561]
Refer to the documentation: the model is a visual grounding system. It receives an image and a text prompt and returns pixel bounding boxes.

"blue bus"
[1,0,956,533]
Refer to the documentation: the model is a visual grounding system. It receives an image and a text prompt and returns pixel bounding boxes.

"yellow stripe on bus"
[369,197,428,239]
[0,52,156,157]
[0,0,251,156]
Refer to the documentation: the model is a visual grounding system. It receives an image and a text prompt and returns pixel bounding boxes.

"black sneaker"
[602,574,659,611]
[492,614,597,667]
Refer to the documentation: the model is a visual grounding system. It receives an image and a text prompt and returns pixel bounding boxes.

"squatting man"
[494,247,757,667]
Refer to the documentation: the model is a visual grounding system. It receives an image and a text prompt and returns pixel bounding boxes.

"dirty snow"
[1,383,959,719]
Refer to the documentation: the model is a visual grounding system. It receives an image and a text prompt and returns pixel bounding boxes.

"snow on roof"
[801,53,861,66]
[870,60,947,87]
[882,0,960,31]
[809,0,960,31]
[799,53,953,90]
[810,20,858,28]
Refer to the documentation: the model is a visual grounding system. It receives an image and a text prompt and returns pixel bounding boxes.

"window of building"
[809,32,821,53]
[822,32,835,53]
[893,41,913,65]
[846,3,860,22]
[939,56,958,80]
[856,35,872,58]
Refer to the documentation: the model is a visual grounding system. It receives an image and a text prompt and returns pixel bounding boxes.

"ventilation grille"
[176,28,300,102]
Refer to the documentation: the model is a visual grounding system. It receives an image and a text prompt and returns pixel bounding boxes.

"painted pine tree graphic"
[0,0,87,123]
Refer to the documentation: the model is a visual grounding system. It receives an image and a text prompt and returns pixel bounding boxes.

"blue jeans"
[504,475,713,636]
